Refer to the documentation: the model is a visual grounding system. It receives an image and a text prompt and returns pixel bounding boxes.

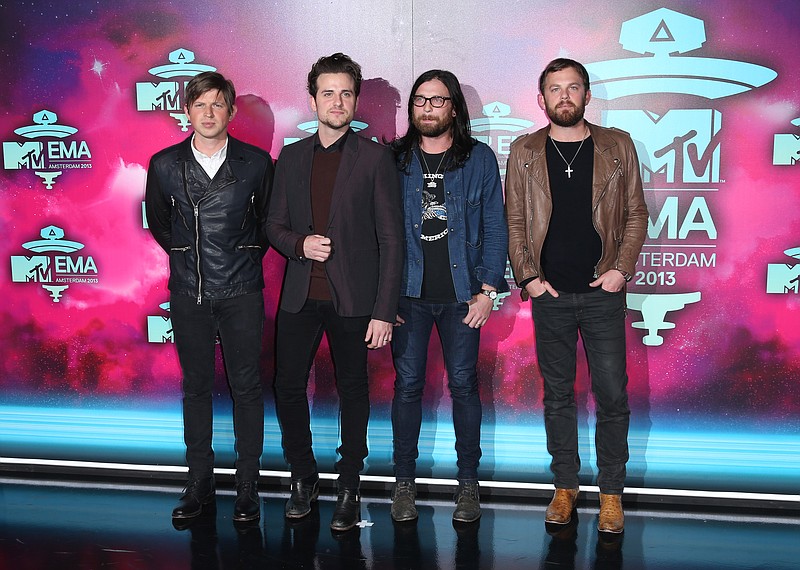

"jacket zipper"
[241,193,255,230]
[182,162,205,305]
[193,203,202,304]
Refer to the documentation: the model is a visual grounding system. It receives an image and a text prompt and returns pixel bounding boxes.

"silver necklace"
[420,149,447,188]
[549,128,588,179]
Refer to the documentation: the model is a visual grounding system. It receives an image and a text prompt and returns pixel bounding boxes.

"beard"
[413,113,454,138]
[546,100,586,128]
[318,112,352,130]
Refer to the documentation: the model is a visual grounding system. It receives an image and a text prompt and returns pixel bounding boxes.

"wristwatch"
[480,289,498,300]
[616,269,633,282]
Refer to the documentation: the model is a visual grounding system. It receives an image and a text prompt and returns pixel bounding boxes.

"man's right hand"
[525,278,559,298]
[303,234,332,262]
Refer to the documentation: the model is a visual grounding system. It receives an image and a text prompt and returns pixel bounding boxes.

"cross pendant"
[565,165,573,178]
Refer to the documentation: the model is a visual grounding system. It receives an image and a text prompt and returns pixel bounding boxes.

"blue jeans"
[531,288,630,494]
[391,296,482,481]
[171,292,265,482]
[273,300,371,489]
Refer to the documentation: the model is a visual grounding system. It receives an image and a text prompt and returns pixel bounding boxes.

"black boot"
[285,474,320,519]
[172,477,216,519]
[233,480,260,522]
[330,487,361,532]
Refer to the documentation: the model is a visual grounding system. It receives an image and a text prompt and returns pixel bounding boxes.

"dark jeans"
[531,288,630,494]
[274,300,371,489]
[391,297,482,481]
[171,292,265,482]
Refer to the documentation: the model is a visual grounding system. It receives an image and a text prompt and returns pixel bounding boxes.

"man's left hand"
[589,270,626,292]
[463,293,494,329]
[365,319,393,349]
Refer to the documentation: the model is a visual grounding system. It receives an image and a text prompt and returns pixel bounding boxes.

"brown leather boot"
[545,488,579,524]
[598,493,624,533]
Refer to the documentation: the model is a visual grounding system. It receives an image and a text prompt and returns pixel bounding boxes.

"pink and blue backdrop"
[1,0,799,495]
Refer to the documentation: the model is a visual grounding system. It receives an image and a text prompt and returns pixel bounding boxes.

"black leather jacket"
[145,135,273,302]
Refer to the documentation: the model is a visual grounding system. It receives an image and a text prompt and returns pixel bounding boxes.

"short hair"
[307,53,363,97]
[185,71,236,114]
[538,58,590,94]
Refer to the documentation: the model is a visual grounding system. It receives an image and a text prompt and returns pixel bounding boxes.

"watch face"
[483,290,497,299]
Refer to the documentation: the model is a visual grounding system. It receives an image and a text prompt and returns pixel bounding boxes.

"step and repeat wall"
[1,0,798,493]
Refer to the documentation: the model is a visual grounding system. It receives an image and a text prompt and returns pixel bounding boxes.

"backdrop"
[1,0,799,495]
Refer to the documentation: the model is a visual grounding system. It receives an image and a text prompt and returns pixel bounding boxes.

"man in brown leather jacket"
[505,58,648,534]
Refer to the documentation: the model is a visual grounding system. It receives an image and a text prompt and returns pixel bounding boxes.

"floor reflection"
[0,479,797,569]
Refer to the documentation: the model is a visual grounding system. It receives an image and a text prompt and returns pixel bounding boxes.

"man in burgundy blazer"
[266,53,403,532]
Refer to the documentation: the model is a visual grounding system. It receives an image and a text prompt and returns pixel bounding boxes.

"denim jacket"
[398,141,509,303]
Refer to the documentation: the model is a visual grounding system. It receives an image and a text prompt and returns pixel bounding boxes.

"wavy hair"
[307,53,363,97]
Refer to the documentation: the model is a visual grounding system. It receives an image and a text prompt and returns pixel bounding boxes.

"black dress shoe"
[330,488,361,532]
[285,474,319,519]
[233,480,260,522]
[172,477,216,519]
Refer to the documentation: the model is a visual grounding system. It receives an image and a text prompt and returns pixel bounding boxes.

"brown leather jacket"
[505,121,648,300]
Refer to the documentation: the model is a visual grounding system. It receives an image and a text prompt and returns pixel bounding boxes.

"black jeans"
[171,292,265,482]
[531,288,630,494]
[274,300,371,489]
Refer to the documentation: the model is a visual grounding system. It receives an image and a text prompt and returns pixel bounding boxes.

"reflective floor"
[1,478,798,569]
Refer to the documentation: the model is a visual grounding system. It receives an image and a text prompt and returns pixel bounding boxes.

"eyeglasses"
[412,95,452,108]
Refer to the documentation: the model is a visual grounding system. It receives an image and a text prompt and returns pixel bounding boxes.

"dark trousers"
[274,300,371,489]
[531,288,630,494]
[171,292,265,482]
[391,297,482,481]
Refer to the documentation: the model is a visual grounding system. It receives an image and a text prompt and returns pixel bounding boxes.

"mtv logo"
[604,109,721,184]
[626,292,701,346]
[3,141,44,169]
[10,255,51,282]
[766,264,800,293]
[136,82,182,111]
[773,134,800,165]
[147,315,174,343]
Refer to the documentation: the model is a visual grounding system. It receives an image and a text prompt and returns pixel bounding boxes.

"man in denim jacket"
[389,70,509,524]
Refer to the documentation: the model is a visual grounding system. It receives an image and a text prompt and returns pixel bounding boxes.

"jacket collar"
[176,134,247,163]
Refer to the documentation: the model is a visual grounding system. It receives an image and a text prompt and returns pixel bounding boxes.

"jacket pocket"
[465,198,482,248]
[169,245,193,274]
[237,244,263,265]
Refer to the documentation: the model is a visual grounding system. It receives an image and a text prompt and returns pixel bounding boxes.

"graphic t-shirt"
[419,149,456,302]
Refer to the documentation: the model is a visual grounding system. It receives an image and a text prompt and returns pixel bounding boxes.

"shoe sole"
[598,525,624,534]
[452,512,481,523]
[233,513,261,522]
[391,512,418,522]
[330,520,359,532]
[172,497,216,519]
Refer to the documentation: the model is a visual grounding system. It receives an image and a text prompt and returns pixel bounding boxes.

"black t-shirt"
[542,136,602,293]
[419,149,456,302]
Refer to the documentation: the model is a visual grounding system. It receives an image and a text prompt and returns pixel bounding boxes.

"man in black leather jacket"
[145,71,274,524]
